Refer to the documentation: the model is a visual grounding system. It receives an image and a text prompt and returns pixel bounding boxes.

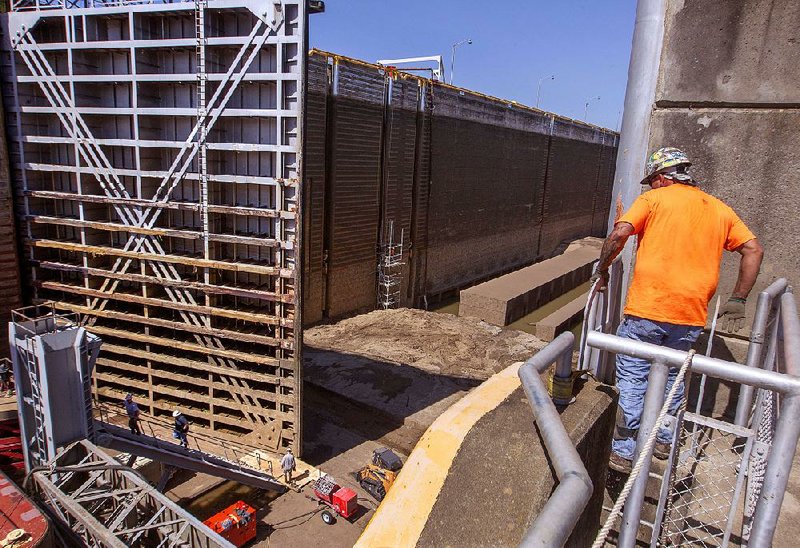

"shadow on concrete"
[686,334,741,421]
[302,345,482,465]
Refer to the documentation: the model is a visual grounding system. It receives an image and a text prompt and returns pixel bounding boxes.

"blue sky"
[309,0,637,131]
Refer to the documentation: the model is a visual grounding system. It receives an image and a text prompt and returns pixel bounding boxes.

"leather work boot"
[608,452,633,474]
[653,441,671,460]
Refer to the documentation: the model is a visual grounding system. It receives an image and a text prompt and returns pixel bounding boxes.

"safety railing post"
[735,278,788,426]
[618,357,669,547]
[749,394,800,544]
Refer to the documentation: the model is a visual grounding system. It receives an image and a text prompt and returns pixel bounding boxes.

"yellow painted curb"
[355,362,523,548]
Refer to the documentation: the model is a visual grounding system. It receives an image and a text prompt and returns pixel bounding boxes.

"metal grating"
[0,0,305,451]
[659,415,752,547]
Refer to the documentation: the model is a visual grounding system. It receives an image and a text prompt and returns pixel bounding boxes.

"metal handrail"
[586,288,800,548]
[734,278,790,425]
[579,259,623,384]
[11,0,197,12]
[518,332,593,547]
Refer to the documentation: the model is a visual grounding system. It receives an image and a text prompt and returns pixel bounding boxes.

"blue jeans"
[612,316,702,460]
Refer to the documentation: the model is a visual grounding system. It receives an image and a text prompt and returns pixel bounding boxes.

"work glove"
[717,297,746,333]
[590,268,609,292]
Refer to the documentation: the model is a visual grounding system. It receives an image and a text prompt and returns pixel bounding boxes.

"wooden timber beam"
[87,325,294,366]
[28,190,296,220]
[55,302,290,349]
[33,287,294,327]
[38,265,292,303]
[99,343,289,387]
[94,367,292,419]
[95,357,293,407]
[30,215,288,249]
[29,239,294,278]
[95,386,293,433]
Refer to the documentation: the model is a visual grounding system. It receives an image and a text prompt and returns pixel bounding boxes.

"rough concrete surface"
[535,289,590,341]
[459,242,599,326]
[417,379,616,548]
[658,0,800,104]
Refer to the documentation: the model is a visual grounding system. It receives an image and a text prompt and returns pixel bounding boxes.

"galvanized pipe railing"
[734,278,789,426]
[617,357,669,546]
[587,299,800,548]
[519,332,593,548]
[749,292,800,545]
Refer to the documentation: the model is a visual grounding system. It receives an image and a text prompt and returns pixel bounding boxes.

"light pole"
[450,38,472,85]
[583,96,600,121]
[536,75,555,108]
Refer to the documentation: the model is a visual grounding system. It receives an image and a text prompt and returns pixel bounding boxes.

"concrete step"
[458,242,599,326]
[535,288,590,341]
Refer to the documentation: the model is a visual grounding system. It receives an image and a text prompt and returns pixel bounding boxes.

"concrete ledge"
[535,289,590,341]
[357,361,617,547]
[459,245,598,326]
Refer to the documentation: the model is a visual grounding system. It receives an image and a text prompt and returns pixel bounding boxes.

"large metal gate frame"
[0,0,306,451]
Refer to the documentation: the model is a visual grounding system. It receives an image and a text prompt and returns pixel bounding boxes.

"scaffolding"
[28,439,233,547]
[377,220,404,309]
[0,0,306,450]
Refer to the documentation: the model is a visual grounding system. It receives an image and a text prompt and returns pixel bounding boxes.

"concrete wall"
[303,50,618,324]
[647,0,800,331]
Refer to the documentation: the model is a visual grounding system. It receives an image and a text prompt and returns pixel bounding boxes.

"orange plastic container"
[203,501,256,547]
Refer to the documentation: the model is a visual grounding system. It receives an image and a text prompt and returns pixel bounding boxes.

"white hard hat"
[172,409,181,418]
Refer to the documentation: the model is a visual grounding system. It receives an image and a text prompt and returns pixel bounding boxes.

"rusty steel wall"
[0,0,307,452]
[0,90,22,360]
[302,51,618,323]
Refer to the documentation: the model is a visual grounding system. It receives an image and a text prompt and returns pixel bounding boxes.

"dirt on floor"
[304,308,546,380]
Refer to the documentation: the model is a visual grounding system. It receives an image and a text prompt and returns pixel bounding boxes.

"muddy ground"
[164,308,547,547]
[304,307,546,380]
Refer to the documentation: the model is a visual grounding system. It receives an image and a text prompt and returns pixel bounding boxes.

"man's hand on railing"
[591,268,610,292]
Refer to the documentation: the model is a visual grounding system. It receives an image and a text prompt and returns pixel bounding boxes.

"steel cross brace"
[12,13,289,426]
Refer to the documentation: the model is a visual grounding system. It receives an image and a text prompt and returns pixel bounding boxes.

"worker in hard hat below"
[593,147,764,474]
[173,409,190,449]
[123,393,142,435]
[280,448,296,484]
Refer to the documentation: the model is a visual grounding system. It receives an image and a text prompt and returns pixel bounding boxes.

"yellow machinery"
[357,448,403,502]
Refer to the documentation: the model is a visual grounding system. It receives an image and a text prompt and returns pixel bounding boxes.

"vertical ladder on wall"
[80,339,95,442]
[18,339,48,467]
[378,220,405,309]
[195,0,211,299]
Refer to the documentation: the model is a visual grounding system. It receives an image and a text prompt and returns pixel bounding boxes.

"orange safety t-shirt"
[617,184,755,327]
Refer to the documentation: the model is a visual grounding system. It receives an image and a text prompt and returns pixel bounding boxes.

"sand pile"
[304,308,545,379]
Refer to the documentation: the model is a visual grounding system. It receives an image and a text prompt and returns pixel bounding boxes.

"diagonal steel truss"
[13,14,280,429]
[2,0,304,449]
[28,439,234,548]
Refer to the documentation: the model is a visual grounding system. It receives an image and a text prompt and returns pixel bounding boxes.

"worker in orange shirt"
[593,147,764,474]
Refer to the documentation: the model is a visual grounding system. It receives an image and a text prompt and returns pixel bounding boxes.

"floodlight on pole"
[449,38,472,85]
[584,96,601,121]
[536,75,555,109]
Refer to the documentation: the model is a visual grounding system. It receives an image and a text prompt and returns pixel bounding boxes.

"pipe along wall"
[302,50,619,324]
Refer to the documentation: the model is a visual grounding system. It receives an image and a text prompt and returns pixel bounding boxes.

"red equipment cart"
[312,475,358,525]
[203,501,256,547]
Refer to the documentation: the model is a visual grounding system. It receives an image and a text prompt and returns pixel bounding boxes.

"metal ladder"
[195,0,210,295]
[19,338,48,467]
